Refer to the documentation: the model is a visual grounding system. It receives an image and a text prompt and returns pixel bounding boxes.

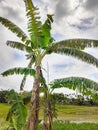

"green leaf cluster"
[24,0,54,49]
[1,67,35,77]
[50,77,98,97]
[0,17,28,42]
[6,90,27,130]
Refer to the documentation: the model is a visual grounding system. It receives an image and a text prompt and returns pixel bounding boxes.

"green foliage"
[50,77,98,95]
[6,41,32,53]
[52,121,98,130]
[52,93,67,104]
[0,17,28,42]
[20,58,35,90]
[41,14,54,48]
[52,39,98,50]
[47,47,98,67]
[0,90,9,103]
[6,90,27,130]
[40,70,48,90]
[24,0,54,48]
[40,69,57,128]
[24,0,44,48]
[1,67,35,77]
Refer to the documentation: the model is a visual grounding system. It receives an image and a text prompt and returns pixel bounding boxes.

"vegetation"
[42,121,98,130]
[0,90,9,103]
[1,103,98,130]
[0,103,10,130]
[6,90,27,130]
[1,0,98,130]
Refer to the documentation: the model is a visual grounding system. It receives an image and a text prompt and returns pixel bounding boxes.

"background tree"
[0,90,9,103]
[40,72,98,130]
[1,0,98,130]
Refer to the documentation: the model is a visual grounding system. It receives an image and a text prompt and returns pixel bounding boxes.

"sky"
[0,0,98,94]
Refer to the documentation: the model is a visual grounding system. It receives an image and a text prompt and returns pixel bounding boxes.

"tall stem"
[27,66,41,130]
[48,99,53,130]
[42,90,48,130]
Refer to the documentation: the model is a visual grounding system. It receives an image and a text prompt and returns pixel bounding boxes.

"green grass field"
[38,121,98,130]
[56,104,98,122]
[0,104,10,130]
[0,103,98,130]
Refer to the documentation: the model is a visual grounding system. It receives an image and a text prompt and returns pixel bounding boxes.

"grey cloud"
[70,24,88,31]
[85,0,98,10]
[70,17,94,31]
[55,0,70,20]
[0,0,5,3]
[80,17,94,25]
[0,1,25,23]
[1,6,22,21]
[54,0,84,23]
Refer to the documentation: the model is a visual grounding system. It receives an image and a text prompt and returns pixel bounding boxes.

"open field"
[0,103,98,129]
[56,104,98,123]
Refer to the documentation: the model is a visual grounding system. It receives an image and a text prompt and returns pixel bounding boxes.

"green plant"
[50,77,98,99]
[40,70,57,130]
[40,71,98,130]
[6,90,27,130]
[1,0,98,130]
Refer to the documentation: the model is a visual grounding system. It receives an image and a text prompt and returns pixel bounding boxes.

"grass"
[0,103,98,129]
[52,121,98,130]
[56,104,98,122]
[38,121,98,130]
[0,103,10,130]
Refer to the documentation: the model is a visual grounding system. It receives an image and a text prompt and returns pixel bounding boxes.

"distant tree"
[0,90,9,103]
[52,93,67,104]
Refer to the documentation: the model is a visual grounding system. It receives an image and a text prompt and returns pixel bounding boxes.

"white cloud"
[0,0,98,94]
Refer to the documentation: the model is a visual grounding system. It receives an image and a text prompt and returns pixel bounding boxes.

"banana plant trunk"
[43,96,53,130]
[27,66,41,130]
[48,101,53,130]
[43,91,48,130]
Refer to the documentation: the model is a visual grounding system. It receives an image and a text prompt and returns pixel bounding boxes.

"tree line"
[0,89,98,106]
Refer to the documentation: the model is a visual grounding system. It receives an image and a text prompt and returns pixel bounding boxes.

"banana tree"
[1,0,98,130]
[40,71,98,130]
[40,70,57,130]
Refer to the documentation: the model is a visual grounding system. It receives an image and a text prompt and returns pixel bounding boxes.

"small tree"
[6,90,27,130]
[40,73,98,129]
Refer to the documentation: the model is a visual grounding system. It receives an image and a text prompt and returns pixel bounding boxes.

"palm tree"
[1,0,98,130]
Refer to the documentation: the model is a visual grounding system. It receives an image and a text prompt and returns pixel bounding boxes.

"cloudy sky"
[0,0,98,94]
